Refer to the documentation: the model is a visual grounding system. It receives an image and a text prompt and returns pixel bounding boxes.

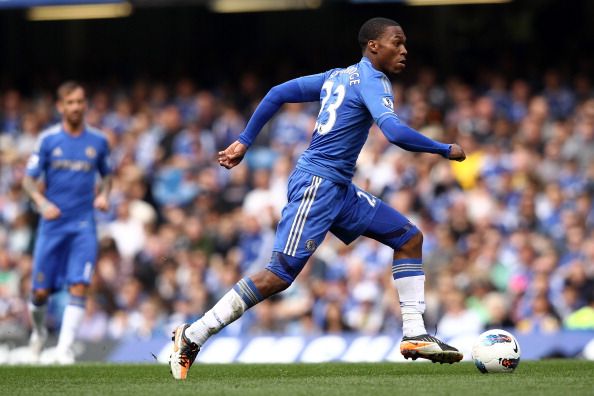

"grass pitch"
[1,360,593,396]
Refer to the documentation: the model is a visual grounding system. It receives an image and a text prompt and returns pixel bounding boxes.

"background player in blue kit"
[170,17,466,379]
[23,81,112,364]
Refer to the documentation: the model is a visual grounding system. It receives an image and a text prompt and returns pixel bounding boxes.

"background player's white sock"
[28,301,48,336]
[186,288,248,347]
[56,296,86,356]
[393,261,427,337]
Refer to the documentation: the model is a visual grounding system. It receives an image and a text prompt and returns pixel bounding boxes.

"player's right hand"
[448,144,466,162]
[218,140,248,169]
[40,200,61,220]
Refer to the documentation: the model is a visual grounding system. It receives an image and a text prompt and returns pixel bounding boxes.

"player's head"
[359,17,407,75]
[56,81,86,128]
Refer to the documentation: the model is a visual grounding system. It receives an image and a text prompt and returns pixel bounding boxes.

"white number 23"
[315,81,346,135]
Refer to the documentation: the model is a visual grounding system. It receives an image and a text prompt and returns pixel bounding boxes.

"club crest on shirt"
[305,239,317,252]
[382,97,394,111]
[85,146,97,159]
[52,147,63,157]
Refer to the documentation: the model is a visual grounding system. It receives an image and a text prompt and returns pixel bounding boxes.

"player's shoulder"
[358,57,391,90]
[36,124,62,147]
[358,57,390,82]
[85,125,109,144]
[39,124,62,140]
[358,57,384,76]
[324,60,360,82]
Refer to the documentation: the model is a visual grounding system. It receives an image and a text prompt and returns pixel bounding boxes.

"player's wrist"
[237,135,252,147]
[38,200,51,213]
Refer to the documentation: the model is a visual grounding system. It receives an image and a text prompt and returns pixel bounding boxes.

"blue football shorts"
[267,169,419,283]
[32,221,98,292]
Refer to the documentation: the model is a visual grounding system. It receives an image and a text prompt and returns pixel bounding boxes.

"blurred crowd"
[1,66,594,346]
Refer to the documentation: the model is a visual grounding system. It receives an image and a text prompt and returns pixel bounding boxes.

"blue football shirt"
[296,57,398,184]
[26,124,112,228]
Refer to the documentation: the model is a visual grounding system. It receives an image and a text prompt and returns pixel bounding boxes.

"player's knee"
[398,230,423,257]
[250,269,291,297]
[32,289,50,305]
[68,283,88,297]
[264,252,305,292]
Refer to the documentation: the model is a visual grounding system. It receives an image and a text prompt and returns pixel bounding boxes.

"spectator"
[1,65,593,348]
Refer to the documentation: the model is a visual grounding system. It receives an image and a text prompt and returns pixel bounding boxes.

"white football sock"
[394,275,427,337]
[29,302,48,335]
[186,289,248,347]
[56,304,85,355]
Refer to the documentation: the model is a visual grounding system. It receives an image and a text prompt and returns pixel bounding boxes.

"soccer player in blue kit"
[170,17,466,379]
[23,81,112,364]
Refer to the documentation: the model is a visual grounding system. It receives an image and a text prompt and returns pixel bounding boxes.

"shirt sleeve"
[238,73,326,147]
[295,72,328,102]
[97,137,112,177]
[358,72,398,126]
[378,117,451,157]
[25,136,48,179]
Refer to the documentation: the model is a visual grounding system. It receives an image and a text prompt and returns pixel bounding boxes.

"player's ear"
[56,99,64,114]
[367,39,379,54]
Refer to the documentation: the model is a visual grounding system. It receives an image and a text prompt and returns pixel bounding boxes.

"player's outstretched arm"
[218,140,248,169]
[237,74,325,147]
[22,175,61,220]
[379,117,465,161]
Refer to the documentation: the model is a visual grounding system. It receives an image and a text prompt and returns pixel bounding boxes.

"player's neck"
[62,121,84,136]
[362,53,382,74]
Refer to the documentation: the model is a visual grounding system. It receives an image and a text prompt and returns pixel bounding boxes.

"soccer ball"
[471,329,521,373]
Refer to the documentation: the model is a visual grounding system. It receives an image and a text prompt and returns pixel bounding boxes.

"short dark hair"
[57,80,84,101]
[358,17,400,51]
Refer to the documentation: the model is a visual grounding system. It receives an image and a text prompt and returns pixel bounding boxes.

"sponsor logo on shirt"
[51,159,92,172]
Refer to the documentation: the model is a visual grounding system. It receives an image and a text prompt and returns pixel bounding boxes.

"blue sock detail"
[232,277,264,308]
[392,258,424,280]
[69,294,87,308]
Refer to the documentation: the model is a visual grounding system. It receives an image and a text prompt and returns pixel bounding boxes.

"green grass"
[1,360,593,396]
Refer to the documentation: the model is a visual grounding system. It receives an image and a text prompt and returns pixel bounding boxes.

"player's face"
[372,25,407,75]
[58,87,87,127]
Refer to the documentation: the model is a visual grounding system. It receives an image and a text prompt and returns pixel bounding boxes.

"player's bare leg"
[395,233,463,364]
[170,270,288,380]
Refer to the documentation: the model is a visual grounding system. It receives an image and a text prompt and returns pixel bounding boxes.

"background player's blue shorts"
[267,169,419,283]
[32,222,98,292]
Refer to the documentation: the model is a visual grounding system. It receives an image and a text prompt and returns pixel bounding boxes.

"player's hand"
[94,194,109,212]
[218,140,248,169]
[39,200,61,220]
[448,144,466,162]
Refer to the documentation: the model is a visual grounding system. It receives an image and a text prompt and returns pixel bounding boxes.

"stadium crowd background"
[1,0,594,349]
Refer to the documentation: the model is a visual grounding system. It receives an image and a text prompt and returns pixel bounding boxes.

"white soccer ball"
[471,329,521,373]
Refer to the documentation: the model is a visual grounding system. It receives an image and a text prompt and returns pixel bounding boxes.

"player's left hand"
[94,194,109,211]
[448,144,466,162]
[218,140,248,169]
